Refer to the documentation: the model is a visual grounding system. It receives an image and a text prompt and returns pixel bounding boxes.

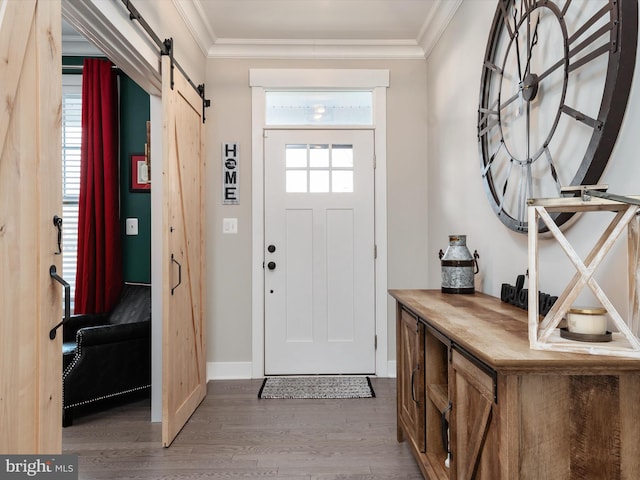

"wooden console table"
[390,289,640,480]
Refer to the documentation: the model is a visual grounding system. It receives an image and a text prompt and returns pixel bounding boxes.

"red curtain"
[74,58,122,314]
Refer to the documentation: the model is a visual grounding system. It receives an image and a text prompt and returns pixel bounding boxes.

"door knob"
[267,261,276,270]
[268,244,276,253]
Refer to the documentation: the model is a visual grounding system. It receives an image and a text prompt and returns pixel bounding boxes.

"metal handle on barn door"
[49,265,70,340]
[171,254,182,295]
[410,365,420,404]
[53,215,63,254]
[441,401,452,454]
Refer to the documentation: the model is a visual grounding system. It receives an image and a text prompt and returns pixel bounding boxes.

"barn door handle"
[410,364,420,404]
[49,265,70,340]
[441,401,452,453]
[171,254,182,295]
[53,215,63,254]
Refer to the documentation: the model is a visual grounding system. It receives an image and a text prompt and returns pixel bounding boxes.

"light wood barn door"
[161,57,206,447]
[0,0,62,453]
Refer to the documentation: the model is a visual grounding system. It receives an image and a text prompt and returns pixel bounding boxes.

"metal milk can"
[438,235,480,294]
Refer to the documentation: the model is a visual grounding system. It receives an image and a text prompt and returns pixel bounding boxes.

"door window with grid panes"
[285,144,354,193]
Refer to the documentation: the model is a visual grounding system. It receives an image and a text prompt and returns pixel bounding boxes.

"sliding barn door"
[161,57,207,447]
[0,0,62,453]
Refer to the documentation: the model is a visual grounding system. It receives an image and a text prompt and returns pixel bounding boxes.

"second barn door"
[161,56,206,447]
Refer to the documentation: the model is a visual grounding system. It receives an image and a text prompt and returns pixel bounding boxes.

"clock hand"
[523,13,540,79]
[526,93,531,160]
[511,6,526,116]
[513,7,524,82]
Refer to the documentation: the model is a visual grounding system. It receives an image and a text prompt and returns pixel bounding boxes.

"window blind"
[62,76,82,310]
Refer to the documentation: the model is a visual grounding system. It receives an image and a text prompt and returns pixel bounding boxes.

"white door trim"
[250,69,389,378]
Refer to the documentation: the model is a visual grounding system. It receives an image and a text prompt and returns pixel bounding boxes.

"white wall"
[205,58,429,373]
[427,1,640,316]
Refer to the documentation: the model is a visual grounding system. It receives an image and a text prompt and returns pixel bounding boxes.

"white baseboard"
[207,362,254,380]
[387,360,397,378]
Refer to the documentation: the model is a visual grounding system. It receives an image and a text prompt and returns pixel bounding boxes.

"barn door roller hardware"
[121,0,211,123]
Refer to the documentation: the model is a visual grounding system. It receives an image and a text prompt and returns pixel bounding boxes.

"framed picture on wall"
[130,154,150,192]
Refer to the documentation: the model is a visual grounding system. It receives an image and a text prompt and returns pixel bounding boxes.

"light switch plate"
[126,218,139,235]
[223,217,238,234]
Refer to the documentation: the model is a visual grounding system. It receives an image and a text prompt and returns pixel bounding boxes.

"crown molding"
[208,39,426,60]
[417,0,463,58]
[172,0,216,56]
[173,0,462,60]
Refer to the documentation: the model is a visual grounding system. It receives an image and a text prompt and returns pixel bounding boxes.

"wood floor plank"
[63,378,422,479]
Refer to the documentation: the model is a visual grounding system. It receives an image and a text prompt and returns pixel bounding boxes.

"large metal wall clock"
[478,0,637,233]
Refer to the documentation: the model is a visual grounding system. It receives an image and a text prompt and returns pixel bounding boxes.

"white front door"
[264,129,376,375]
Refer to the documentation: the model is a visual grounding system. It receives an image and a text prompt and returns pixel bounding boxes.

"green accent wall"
[119,76,151,283]
[63,57,151,283]
[62,56,83,72]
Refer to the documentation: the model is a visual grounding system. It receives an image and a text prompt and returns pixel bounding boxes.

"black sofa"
[62,283,151,426]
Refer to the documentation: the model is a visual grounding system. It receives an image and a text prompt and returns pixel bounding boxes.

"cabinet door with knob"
[397,306,426,453]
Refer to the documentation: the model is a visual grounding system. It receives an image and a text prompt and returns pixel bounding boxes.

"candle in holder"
[567,307,608,335]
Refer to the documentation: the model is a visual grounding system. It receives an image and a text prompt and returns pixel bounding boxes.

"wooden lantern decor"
[527,188,640,358]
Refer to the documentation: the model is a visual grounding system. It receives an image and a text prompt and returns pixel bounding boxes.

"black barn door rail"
[121,0,211,122]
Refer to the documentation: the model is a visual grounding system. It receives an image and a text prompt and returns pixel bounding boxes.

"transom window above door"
[266,91,373,126]
[285,144,354,193]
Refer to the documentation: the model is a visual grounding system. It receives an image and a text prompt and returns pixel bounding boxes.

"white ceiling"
[63,0,462,59]
[178,0,463,58]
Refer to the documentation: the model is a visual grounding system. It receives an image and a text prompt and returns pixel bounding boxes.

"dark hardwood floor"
[63,377,423,479]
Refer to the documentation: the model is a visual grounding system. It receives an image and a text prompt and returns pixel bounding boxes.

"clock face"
[478,0,637,233]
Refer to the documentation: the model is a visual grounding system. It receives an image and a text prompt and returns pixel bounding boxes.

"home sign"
[222,142,239,205]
